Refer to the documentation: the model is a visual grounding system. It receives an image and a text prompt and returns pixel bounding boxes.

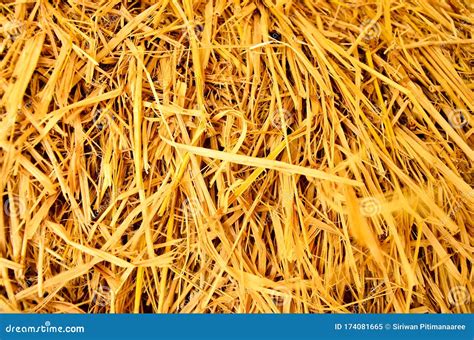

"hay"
[0,0,473,313]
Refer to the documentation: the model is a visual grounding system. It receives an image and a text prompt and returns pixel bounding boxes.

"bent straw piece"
[163,138,362,186]
[34,88,122,143]
[0,258,23,270]
[2,0,473,314]
[46,221,134,268]
[15,259,102,300]
[3,33,46,115]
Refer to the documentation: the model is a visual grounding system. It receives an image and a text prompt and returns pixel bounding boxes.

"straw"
[0,0,472,313]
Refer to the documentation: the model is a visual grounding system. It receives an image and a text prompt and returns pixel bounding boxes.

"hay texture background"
[0,0,473,313]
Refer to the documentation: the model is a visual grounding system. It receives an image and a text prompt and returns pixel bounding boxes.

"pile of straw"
[0,0,472,313]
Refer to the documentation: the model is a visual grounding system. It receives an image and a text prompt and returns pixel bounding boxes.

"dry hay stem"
[0,0,473,313]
